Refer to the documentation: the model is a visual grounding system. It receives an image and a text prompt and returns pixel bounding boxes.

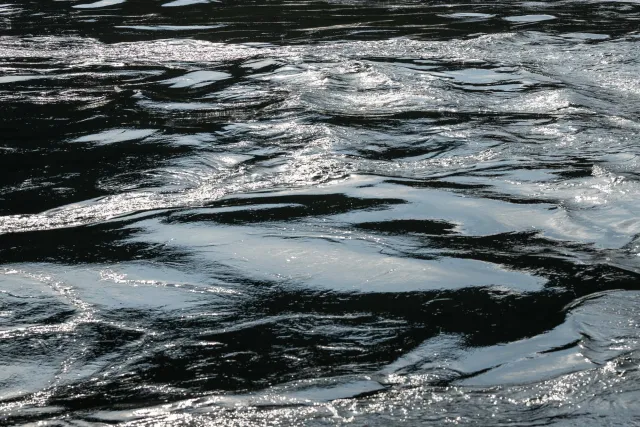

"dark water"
[1,0,640,425]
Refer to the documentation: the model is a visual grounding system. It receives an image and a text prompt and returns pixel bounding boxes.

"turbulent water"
[1,0,640,425]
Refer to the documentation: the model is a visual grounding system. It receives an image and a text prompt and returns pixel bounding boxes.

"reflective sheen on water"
[1,1,640,425]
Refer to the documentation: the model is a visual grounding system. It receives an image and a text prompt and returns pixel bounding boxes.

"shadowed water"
[1,0,640,425]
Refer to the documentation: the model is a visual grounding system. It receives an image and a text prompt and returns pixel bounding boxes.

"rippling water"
[1,1,640,425]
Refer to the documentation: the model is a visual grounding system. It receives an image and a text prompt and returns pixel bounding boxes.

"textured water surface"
[1,1,640,425]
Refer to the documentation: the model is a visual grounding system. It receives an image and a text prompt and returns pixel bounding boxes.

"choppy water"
[1,1,640,425]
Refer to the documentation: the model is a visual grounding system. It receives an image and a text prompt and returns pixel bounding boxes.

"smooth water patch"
[0,75,46,84]
[73,0,125,9]
[440,13,496,20]
[115,25,224,31]
[162,0,219,7]
[72,129,157,145]
[504,14,556,23]
[161,70,231,88]
[130,219,547,293]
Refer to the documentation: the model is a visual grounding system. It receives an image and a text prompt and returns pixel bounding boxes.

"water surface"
[1,0,640,425]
